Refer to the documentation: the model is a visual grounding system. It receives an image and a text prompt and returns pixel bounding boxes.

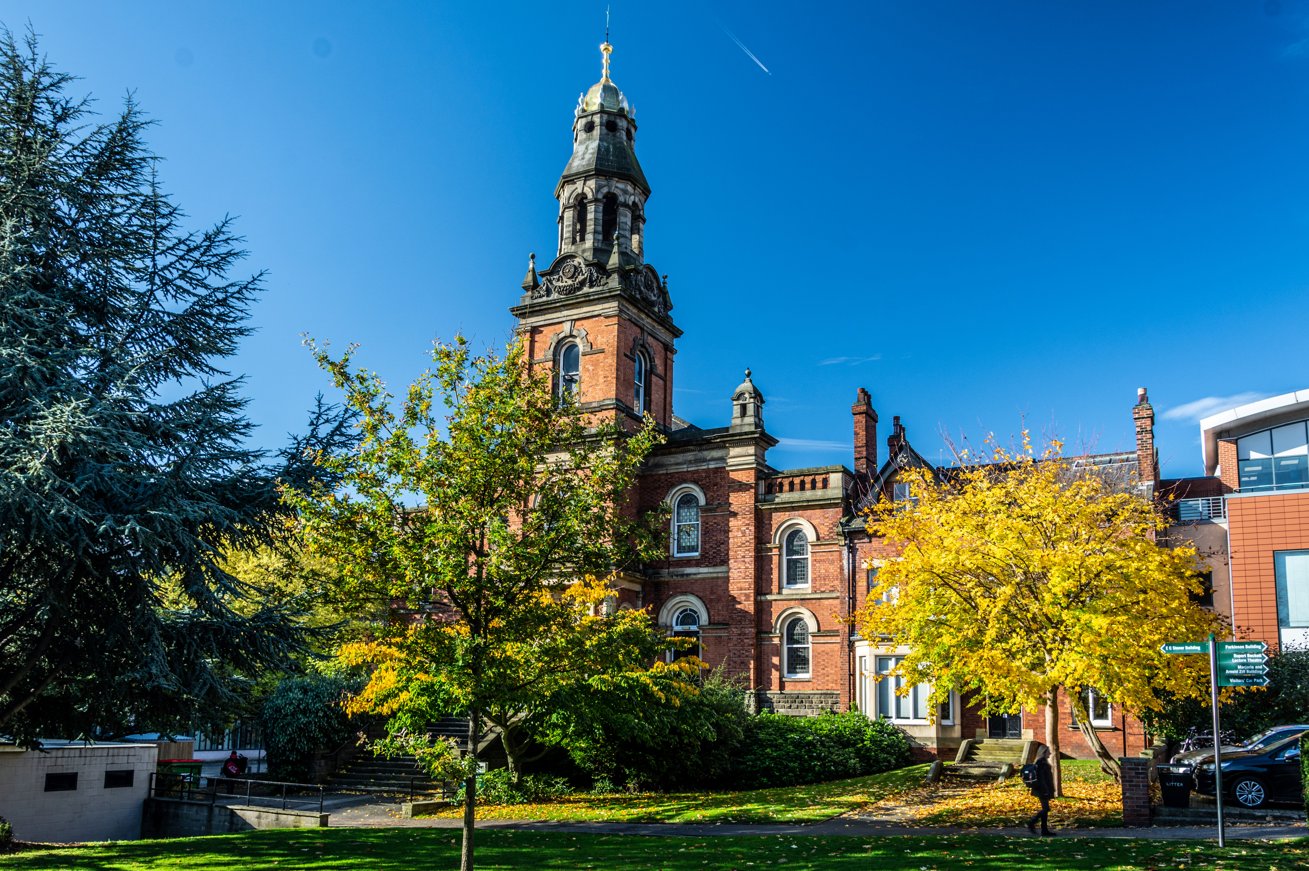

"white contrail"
[722,25,771,75]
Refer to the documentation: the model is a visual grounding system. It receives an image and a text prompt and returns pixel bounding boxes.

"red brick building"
[512,44,1182,760]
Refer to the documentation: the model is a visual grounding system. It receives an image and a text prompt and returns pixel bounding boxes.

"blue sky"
[6,1,1308,478]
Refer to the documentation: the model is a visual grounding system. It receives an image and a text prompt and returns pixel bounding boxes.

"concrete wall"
[141,798,327,838]
[0,742,157,843]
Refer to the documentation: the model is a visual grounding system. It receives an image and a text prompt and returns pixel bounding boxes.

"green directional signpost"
[1158,633,1269,847]
[1217,640,1269,688]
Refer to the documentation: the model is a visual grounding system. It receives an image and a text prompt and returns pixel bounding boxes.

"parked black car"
[1193,735,1305,808]
[1172,725,1309,766]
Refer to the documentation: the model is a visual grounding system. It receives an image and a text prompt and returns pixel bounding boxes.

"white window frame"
[1074,688,1113,729]
[782,528,810,588]
[874,655,936,724]
[783,616,811,678]
[555,341,581,402]
[668,606,702,662]
[633,350,650,414]
[668,485,704,559]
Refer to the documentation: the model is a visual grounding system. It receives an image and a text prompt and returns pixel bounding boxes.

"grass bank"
[423,764,931,824]
[1,828,1305,870]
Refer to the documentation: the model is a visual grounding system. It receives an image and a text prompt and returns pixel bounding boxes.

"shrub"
[260,674,360,781]
[470,769,574,804]
[0,816,11,852]
[731,711,913,789]
[543,668,749,791]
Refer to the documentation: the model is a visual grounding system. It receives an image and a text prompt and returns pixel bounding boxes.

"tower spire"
[601,3,613,81]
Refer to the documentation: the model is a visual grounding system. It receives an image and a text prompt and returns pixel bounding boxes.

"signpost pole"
[1208,633,1225,847]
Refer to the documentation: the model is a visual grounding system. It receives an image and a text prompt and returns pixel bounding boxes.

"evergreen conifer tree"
[0,31,350,742]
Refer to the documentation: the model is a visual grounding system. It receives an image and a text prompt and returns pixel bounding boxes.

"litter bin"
[1158,764,1195,808]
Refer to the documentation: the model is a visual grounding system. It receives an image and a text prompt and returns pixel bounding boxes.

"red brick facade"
[508,50,1309,761]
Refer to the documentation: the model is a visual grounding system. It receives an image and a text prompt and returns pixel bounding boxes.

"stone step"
[945,763,1009,780]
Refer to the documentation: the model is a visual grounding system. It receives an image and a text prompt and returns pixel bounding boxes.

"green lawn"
[1,829,1306,870]
[423,765,932,824]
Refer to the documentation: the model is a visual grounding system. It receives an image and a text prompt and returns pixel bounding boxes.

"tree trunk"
[1045,689,1063,798]
[1068,691,1122,781]
[461,705,480,871]
[500,725,521,787]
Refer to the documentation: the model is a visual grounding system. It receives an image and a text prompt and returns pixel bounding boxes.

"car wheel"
[1231,777,1267,808]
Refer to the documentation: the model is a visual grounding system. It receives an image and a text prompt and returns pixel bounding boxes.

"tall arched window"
[601,193,618,245]
[572,196,587,244]
[670,607,701,661]
[633,351,650,414]
[673,491,700,557]
[783,529,810,588]
[555,341,580,402]
[783,617,811,678]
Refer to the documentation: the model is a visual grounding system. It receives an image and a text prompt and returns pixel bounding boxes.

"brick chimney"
[852,387,878,476]
[1133,387,1158,486]
[887,415,907,455]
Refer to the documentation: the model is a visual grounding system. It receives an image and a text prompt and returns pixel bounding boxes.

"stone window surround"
[666,483,705,559]
[772,518,818,593]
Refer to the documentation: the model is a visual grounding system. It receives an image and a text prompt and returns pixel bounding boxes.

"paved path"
[323,794,1307,841]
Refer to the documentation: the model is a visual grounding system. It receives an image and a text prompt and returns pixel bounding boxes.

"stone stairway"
[945,738,1036,781]
[325,717,488,797]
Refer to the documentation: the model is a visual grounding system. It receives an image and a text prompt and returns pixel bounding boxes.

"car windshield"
[1244,728,1303,750]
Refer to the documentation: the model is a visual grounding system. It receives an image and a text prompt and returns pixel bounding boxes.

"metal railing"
[149,772,325,814]
[1173,497,1225,522]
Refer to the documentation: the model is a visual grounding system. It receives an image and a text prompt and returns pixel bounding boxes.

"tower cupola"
[556,41,649,266]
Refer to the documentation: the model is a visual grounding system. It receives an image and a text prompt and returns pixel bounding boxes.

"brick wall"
[1020,689,1151,759]
[1120,756,1151,826]
[1216,439,1240,491]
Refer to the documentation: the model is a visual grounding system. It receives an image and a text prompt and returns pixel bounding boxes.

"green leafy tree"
[855,438,1222,790]
[260,674,361,782]
[0,32,352,742]
[295,335,671,871]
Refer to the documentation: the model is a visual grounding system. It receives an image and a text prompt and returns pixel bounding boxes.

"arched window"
[670,607,701,661]
[572,196,587,244]
[783,617,811,678]
[783,529,810,588]
[601,193,618,245]
[633,351,650,414]
[555,341,580,402]
[673,491,701,557]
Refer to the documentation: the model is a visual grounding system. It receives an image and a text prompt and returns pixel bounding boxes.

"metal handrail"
[150,772,326,814]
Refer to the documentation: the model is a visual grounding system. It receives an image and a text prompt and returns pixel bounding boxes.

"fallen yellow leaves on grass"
[903,779,1123,828]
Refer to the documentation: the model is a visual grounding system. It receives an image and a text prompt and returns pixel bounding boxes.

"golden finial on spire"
[601,4,613,81]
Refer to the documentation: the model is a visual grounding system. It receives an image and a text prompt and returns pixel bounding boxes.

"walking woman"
[1025,746,1056,836]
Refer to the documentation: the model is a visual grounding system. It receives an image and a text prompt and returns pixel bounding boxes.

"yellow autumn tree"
[854,437,1222,789]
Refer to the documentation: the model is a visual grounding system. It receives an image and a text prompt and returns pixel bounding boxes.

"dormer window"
[556,342,580,402]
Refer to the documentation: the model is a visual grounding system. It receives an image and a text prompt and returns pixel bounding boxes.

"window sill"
[1068,724,1117,732]
[672,553,700,560]
[783,675,812,681]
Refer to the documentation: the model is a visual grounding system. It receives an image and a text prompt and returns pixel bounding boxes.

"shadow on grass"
[432,764,934,824]
[2,829,1307,871]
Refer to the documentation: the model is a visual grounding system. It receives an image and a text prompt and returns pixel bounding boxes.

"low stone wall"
[141,797,327,838]
[755,690,840,717]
